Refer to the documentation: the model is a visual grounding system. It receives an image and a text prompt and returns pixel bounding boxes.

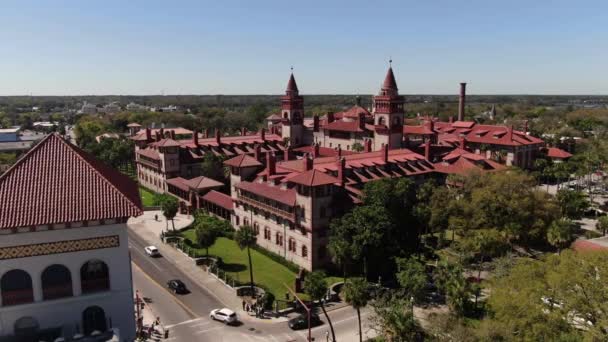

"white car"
[210,308,237,325]
[144,246,160,257]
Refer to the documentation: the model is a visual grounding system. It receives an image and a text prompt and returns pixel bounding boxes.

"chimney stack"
[145,128,152,142]
[523,120,528,134]
[508,125,514,142]
[382,144,389,163]
[459,137,466,150]
[364,139,372,153]
[458,83,467,122]
[359,113,366,130]
[267,152,276,176]
[337,146,342,158]
[283,147,291,161]
[241,127,247,136]
[155,131,161,141]
[313,115,319,132]
[336,157,345,186]
[193,130,200,147]
[259,128,266,141]
[304,153,313,171]
[254,144,261,161]
[204,128,209,138]
[424,140,431,160]
[215,129,221,144]
[170,130,176,140]
[449,116,453,124]
[160,128,165,139]
[327,111,335,123]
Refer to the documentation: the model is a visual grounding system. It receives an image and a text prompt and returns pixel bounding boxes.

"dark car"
[167,279,187,294]
[288,314,322,330]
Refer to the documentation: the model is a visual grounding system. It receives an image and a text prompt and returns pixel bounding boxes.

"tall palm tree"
[304,271,336,342]
[343,278,369,342]
[235,225,258,295]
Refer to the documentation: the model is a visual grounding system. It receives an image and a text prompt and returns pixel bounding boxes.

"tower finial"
[290,65,293,72]
[389,58,392,67]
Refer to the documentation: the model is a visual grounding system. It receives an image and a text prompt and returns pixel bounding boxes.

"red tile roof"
[150,138,181,147]
[184,176,224,190]
[137,148,160,160]
[336,105,372,119]
[286,73,299,93]
[202,190,233,211]
[546,147,572,159]
[0,133,142,229]
[321,120,367,133]
[288,169,340,187]
[403,125,435,135]
[382,67,398,90]
[292,146,356,157]
[236,181,296,206]
[224,154,263,168]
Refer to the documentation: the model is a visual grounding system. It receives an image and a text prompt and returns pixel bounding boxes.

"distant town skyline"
[0,0,606,95]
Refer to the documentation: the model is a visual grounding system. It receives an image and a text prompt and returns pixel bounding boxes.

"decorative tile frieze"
[0,235,119,260]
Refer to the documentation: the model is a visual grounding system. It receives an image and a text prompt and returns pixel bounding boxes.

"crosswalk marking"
[165,317,204,329]
[193,326,224,335]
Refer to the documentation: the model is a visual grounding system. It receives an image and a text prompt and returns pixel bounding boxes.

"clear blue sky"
[1,0,606,95]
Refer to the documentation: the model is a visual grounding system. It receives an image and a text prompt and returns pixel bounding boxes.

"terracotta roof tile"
[0,133,142,229]
[223,154,263,168]
[288,169,340,187]
[236,181,296,206]
[546,147,573,159]
[201,190,233,211]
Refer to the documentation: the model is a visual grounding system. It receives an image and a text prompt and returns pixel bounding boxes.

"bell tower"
[372,61,405,150]
[281,70,304,147]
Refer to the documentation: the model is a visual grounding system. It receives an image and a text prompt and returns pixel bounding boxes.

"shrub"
[260,292,275,310]
[584,230,602,239]
[252,245,300,273]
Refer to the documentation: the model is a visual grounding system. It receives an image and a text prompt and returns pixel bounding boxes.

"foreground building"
[0,134,142,341]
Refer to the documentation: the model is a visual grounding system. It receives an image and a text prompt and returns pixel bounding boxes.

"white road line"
[188,320,212,328]
[193,326,224,335]
[164,317,204,329]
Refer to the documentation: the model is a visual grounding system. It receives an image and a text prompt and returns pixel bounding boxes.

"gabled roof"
[223,154,263,168]
[184,176,224,190]
[382,67,398,90]
[336,105,372,119]
[137,148,160,160]
[403,125,435,135]
[127,123,142,127]
[288,169,340,187]
[0,133,142,229]
[321,120,367,133]
[236,181,296,206]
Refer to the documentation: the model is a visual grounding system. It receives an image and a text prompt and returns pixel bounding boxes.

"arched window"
[81,260,110,294]
[82,306,107,335]
[1,270,34,306]
[41,264,73,300]
[302,245,308,258]
[378,117,386,126]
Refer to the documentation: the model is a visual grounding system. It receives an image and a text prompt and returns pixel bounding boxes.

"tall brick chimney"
[146,128,152,142]
[523,120,528,134]
[459,137,466,150]
[382,144,389,163]
[424,140,431,160]
[327,111,335,123]
[259,128,266,141]
[458,83,467,122]
[155,131,161,141]
[193,130,199,147]
[170,130,176,140]
[313,143,320,158]
[241,127,247,136]
[204,128,209,138]
[254,144,261,161]
[364,139,372,153]
[283,147,291,161]
[313,115,319,132]
[160,128,165,139]
[304,154,313,171]
[449,116,454,124]
[359,113,366,130]
[336,157,345,186]
[215,129,221,145]
[267,152,276,176]
[508,125,514,142]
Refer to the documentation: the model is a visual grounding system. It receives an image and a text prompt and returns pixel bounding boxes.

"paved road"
[129,229,375,341]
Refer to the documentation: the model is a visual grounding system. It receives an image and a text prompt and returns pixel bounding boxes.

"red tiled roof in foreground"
[0,134,142,229]
[202,190,233,211]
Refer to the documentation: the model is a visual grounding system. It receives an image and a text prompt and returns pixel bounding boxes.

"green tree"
[159,195,179,230]
[395,257,427,303]
[0,112,10,128]
[351,142,364,152]
[194,214,220,257]
[546,218,575,254]
[342,278,369,342]
[556,189,589,219]
[235,225,258,295]
[434,262,472,317]
[370,293,421,342]
[303,271,336,342]
[597,215,608,235]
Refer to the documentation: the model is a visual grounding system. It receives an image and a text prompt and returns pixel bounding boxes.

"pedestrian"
[242,299,246,311]
[325,331,330,342]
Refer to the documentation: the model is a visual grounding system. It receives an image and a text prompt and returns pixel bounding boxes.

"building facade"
[0,133,142,342]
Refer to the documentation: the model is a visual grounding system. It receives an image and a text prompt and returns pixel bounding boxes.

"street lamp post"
[284,283,312,342]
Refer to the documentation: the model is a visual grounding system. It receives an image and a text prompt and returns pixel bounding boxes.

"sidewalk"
[128,211,289,323]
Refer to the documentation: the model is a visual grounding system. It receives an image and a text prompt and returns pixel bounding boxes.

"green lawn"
[182,230,296,298]
[139,187,157,207]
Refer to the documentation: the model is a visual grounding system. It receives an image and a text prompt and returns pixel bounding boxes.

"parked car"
[144,245,160,257]
[167,279,187,294]
[210,308,238,325]
[288,314,322,330]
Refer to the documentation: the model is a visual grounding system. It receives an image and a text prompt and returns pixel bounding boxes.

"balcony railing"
[2,289,34,306]
[237,195,295,222]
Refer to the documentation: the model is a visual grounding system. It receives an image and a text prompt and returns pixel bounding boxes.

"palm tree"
[547,218,574,254]
[235,225,258,295]
[304,271,336,342]
[343,278,369,342]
